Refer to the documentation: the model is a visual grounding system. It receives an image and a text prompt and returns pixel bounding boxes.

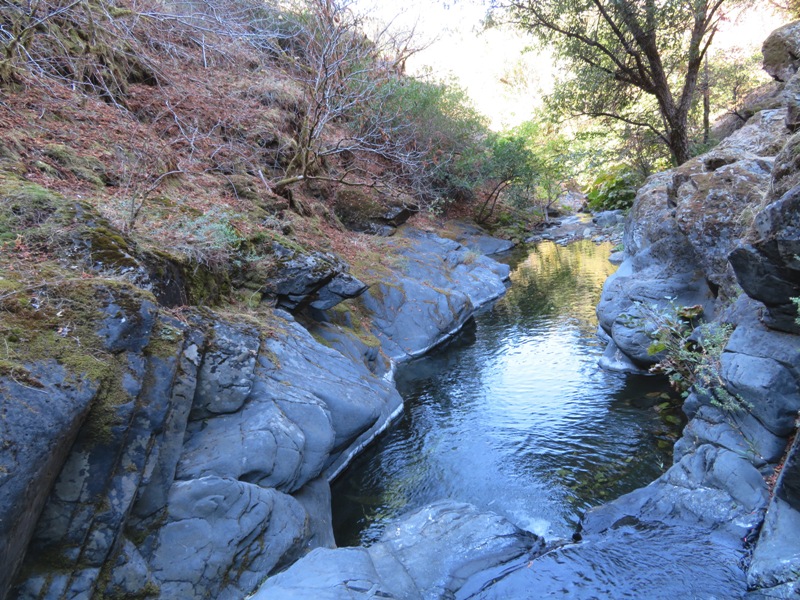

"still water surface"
[332,240,682,546]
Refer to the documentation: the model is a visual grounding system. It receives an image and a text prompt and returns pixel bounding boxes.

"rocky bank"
[0,218,521,599]
[5,19,800,600]
[253,21,800,599]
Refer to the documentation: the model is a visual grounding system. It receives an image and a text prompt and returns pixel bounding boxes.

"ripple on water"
[331,240,683,545]
[458,523,747,599]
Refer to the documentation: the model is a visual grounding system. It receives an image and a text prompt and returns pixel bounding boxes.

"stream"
[332,239,684,547]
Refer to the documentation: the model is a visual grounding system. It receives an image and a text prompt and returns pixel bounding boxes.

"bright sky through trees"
[359,0,786,131]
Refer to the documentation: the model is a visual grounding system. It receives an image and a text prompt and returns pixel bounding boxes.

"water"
[332,240,683,547]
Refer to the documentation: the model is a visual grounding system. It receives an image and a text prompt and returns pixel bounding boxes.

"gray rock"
[763,20,800,82]
[582,444,768,539]
[0,362,98,599]
[151,476,308,600]
[445,221,515,256]
[252,501,544,600]
[607,250,625,264]
[292,477,336,550]
[729,184,800,333]
[103,539,157,598]
[597,338,651,374]
[592,210,624,227]
[597,108,787,369]
[360,227,509,362]
[748,435,800,592]
[785,71,800,131]
[189,321,259,420]
[674,405,785,467]
[263,243,367,310]
[721,351,800,437]
[463,522,747,599]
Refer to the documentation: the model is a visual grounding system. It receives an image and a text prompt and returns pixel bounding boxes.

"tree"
[493,0,736,165]
[254,0,426,197]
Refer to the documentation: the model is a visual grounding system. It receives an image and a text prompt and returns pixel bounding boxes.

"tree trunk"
[668,121,691,166]
[703,55,710,145]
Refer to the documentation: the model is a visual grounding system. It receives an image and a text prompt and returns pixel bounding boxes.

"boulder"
[597,108,788,370]
[444,221,515,256]
[262,243,368,310]
[763,20,800,82]
[149,476,308,599]
[591,209,625,227]
[729,184,800,333]
[359,226,510,362]
[0,363,98,599]
[252,501,545,599]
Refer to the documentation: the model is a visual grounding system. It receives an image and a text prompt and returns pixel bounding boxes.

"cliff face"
[591,20,800,598]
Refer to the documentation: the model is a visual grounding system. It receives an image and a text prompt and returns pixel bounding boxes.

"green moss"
[0,359,43,388]
[85,226,138,268]
[144,319,185,360]
[43,144,110,188]
[0,179,61,239]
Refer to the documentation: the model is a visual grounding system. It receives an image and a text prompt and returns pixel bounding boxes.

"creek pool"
[332,240,683,547]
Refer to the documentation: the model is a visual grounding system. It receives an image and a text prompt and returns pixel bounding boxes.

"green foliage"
[793,296,800,327]
[586,166,639,212]
[494,0,747,166]
[641,301,750,413]
[476,118,575,224]
[375,74,490,206]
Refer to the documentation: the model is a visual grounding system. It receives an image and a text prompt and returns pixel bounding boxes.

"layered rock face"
[589,19,800,599]
[2,224,512,600]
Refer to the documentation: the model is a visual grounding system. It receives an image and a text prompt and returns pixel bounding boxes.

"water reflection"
[332,241,682,547]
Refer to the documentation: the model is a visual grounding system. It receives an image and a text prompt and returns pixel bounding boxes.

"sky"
[359,0,788,131]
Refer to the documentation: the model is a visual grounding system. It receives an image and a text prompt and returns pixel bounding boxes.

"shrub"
[586,165,639,212]
[642,301,750,413]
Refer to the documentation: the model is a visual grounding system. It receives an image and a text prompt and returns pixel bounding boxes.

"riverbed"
[333,240,683,546]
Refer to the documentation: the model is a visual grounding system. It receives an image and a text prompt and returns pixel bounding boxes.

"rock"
[674,405,785,467]
[252,501,544,599]
[150,476,308,600]
[359,226,509,362]
[178,312,399,493]
[729,185,800,333]
[0,362,98,599]
[189,320,259,420]
[748,434,800,592]
[591,210,624,227]
[785,72,800,131]
[597,107,789,369]
[582,443,768,539]
[464,521,747,599]
[5,217,516,600]
[597,338,652,374]
[763,20,800,82]
[445,221,515,256]
[262,243,367,310]
[767,131,800,201]
[607,251,625,264]
[711,82,786,141]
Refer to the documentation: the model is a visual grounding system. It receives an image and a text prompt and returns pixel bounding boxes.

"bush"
[642,301,750,413]
[586,165,639,212]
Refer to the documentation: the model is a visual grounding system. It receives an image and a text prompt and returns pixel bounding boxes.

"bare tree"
[253,0,428,197]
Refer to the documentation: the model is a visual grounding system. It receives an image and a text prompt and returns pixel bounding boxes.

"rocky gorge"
[3,17,800,600]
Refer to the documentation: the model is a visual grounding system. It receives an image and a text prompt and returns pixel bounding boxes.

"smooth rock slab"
[748,435,800,591]
[253,501,544,600]
[151,476,307,600]
[461,522,747,599]
[0,362,98,599]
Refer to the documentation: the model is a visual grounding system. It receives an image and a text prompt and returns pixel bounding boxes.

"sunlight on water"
[332,241,683,546]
